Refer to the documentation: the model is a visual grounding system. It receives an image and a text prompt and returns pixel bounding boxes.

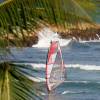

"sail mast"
[46,41,66,92]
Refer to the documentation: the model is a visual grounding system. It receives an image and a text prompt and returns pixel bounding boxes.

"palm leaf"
[0,0,98,47]
[0,0,99,100]
[0,62,42,100]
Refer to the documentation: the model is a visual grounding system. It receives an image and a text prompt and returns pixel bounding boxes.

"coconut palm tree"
[0,0,99,100]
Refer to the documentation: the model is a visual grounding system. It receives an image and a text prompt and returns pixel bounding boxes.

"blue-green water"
[2,26,100,100]
[44,41,100,100]
[6,40,100,100]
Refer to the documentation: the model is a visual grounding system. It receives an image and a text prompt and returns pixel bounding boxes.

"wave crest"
[31,63,100,71]
[32,27,71,48]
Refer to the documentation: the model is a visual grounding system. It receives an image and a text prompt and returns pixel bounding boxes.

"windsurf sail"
[46,41,66,92]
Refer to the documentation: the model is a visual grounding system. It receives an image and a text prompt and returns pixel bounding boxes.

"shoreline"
[0,24,100,47]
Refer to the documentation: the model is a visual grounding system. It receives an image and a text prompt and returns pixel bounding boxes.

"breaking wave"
[30,63,100,71]
[62,90,88,94]
[32,27,100,49]
[32,27,71,48]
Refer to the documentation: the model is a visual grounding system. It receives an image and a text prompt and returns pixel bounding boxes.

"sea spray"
[32,27,71,48]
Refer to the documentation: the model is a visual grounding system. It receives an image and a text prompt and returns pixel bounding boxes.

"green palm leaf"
[0,0,99,47]
[0,0,99,100]
[0,62,42,100]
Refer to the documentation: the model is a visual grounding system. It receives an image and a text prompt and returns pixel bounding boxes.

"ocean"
[5,28,100,100]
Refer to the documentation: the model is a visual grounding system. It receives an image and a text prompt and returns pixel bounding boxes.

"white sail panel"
[46,41,66,92]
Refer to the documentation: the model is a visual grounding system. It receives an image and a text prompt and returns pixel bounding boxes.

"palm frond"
[0,62,42,100]
[0,0,98,47]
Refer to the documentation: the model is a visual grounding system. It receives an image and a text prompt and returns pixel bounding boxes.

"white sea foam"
[96,34,100,40]
[29,63,100,82]
[39,92,46,96]
[67,64,100,71]
[32,27,71,48]
[61,90,81,94]
[62,90,87,94]
[79,39,100,43]
[62,90,73,94]
[30,63,100,71]
[32,27,100,48]
[28,76,45,82]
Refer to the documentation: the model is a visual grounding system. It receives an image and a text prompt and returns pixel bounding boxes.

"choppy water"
[6,40,100,100]
[1,28,100,100]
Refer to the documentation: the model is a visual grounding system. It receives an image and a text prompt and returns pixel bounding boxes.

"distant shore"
[49,23,100,40]
[1,23,100,47]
